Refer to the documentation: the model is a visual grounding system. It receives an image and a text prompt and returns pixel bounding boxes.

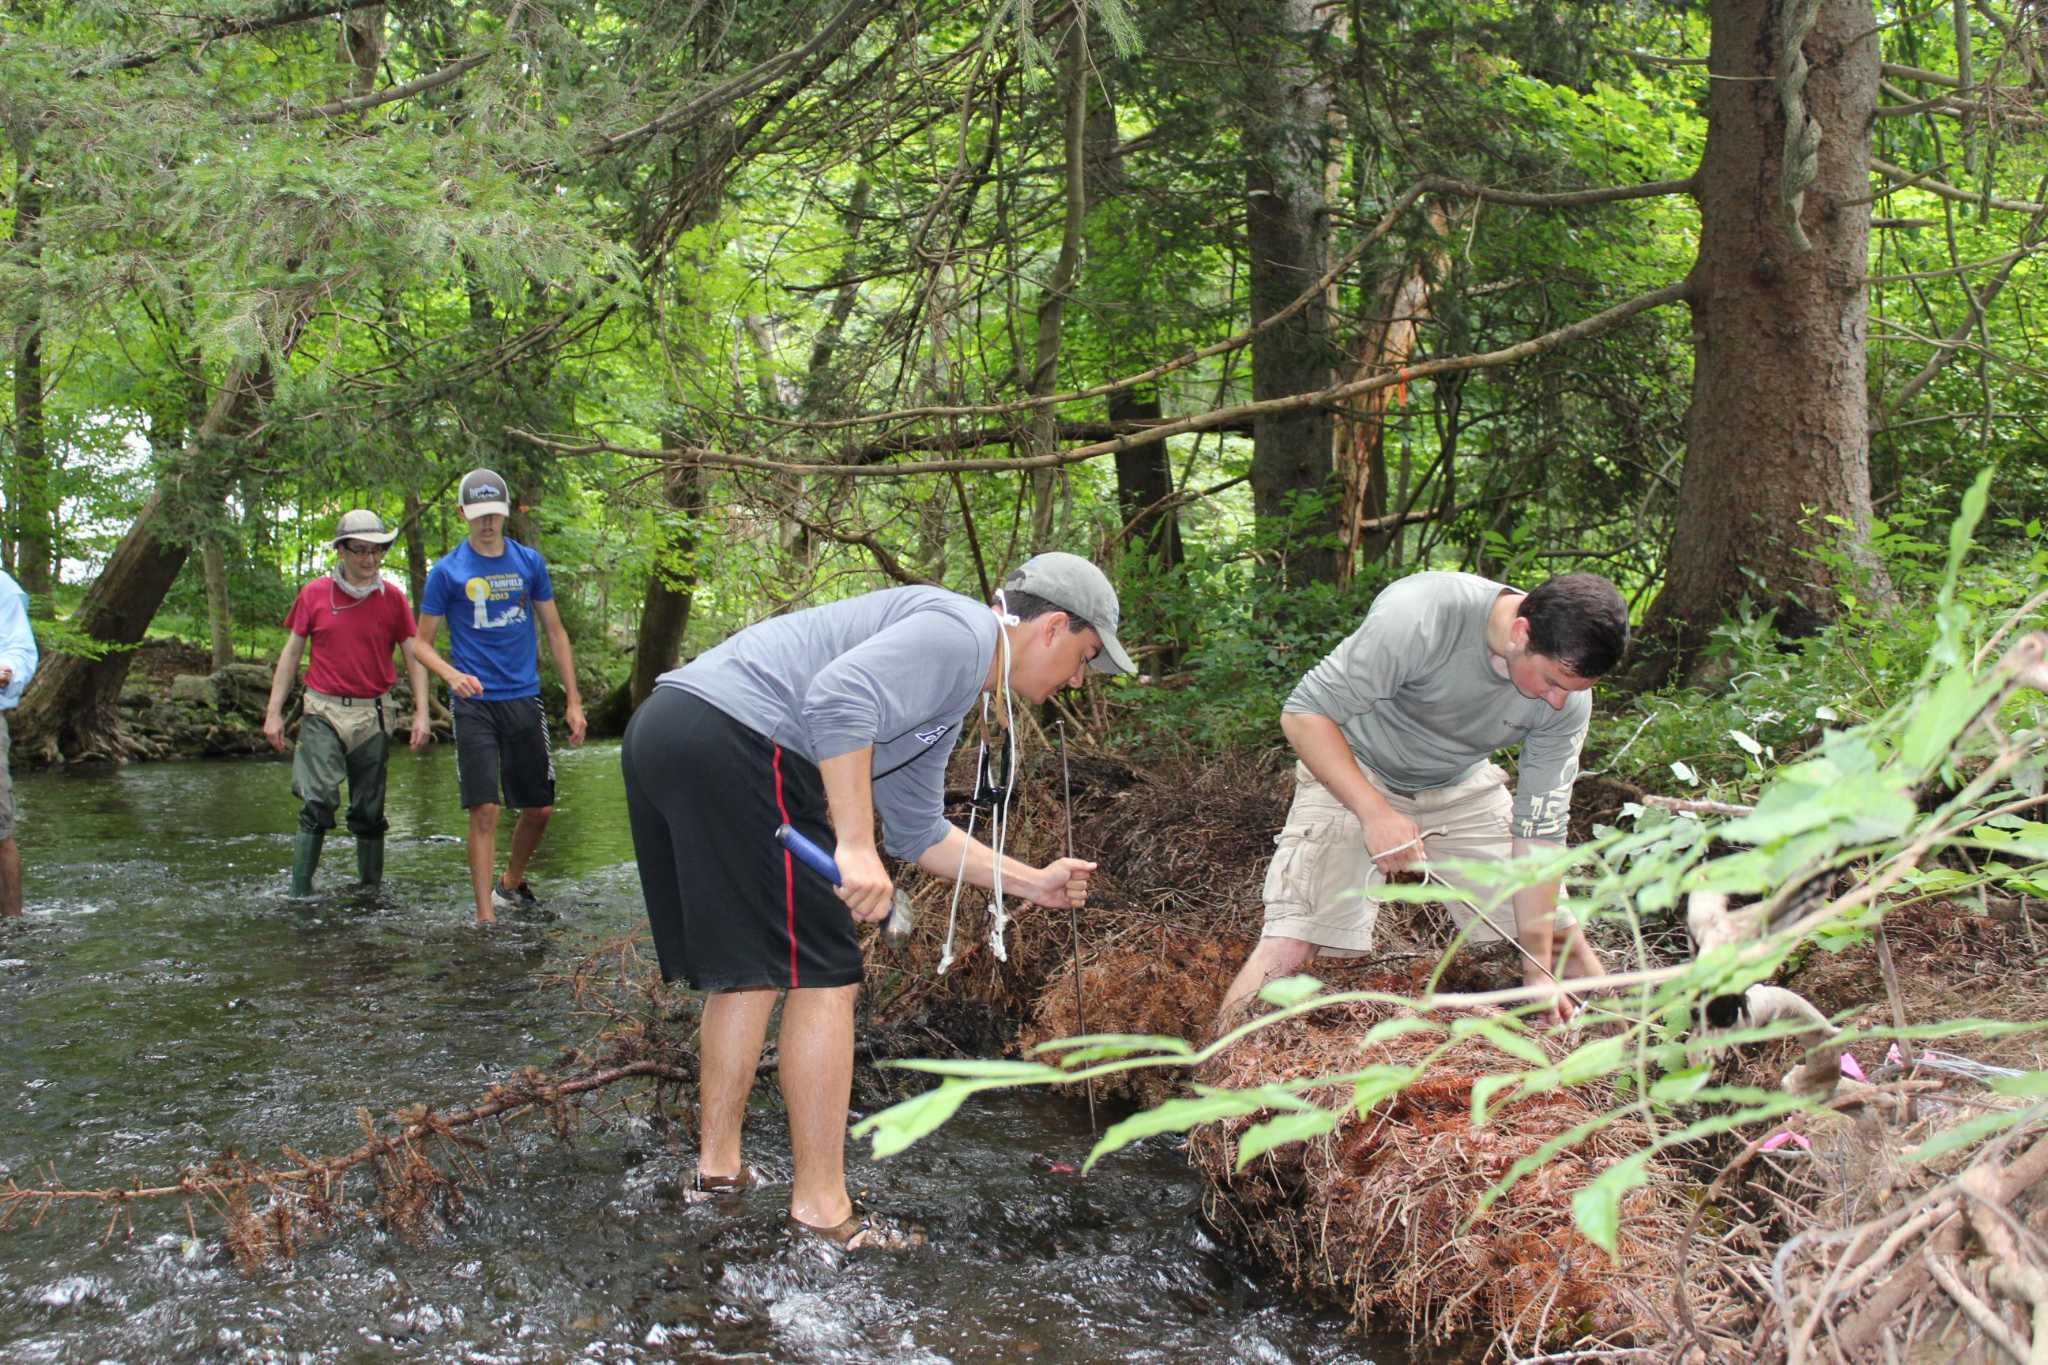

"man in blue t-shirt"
[413,468,588,924]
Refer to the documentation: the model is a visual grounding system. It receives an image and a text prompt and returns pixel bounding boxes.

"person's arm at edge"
[0,580,36,702]
[818,747,892,922]
[411,614,483,699]
[261,633,309,753]
[1506,841,1604,1022]
[534,598,585,745]
[1279,711,1423,874]
[400,637,432,751]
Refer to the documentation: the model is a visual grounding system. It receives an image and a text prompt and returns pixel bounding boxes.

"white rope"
[936,801,977,975]
[986,628,1017,962]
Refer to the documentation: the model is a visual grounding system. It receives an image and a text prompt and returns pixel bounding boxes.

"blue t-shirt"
[421,538,555,700]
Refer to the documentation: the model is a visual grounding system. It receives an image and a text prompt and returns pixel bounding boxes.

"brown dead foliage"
[868,746,1288,1035]
[1187,992,1688,1352]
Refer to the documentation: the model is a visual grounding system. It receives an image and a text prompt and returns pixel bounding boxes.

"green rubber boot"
[356,836,385,888]
[290,830,325,898]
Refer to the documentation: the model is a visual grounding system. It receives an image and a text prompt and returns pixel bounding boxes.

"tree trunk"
[1027,12,1089,551]
[1341,203,1452,574]
[1085,47,1182,578]
[402,487,427,608]
[1641,0,1889,674]
[203,536,234,669]
[613,453,706,723]
[8,141,55,612]
[1243,0,1339,587]
[13,355,270,763]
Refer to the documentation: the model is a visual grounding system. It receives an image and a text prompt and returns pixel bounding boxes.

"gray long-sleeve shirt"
[658,586,998,860]
[1283,572,1588,842]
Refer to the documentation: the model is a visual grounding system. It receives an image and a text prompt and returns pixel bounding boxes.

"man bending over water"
[621,553,1134,1249]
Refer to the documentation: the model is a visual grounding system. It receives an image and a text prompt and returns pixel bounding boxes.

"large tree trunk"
[628,460,705,706]
[1026,12,1089,551]
[9,141,55,611]
[1243,0,1339,588]
[590,451,707,735]
[1085,49,1182,578]
[203,535,234,668]
[13,356,270,763]
[1642,0,1889,673]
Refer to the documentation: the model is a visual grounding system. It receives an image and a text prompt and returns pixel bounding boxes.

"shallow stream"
[0,743,1412,1362]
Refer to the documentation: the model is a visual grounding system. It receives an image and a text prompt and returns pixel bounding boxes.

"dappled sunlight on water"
[0,745,1402,1362]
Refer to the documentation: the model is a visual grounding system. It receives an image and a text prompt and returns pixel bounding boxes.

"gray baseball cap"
[1003,551,1136,674]
[459,468,512,520]
[332,509,399,546]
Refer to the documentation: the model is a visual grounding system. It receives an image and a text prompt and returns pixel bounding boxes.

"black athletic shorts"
[621,686,860,992]
[451,695,556,811]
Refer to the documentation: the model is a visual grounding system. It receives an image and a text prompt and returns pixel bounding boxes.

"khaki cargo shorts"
[1260,760,1567,955]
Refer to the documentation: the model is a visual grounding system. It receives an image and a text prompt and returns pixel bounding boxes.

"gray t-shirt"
[1283,572,1588,842]
[658,585,998,860]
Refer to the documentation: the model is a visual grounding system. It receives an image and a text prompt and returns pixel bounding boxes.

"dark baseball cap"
[459,468,512,520]
[1003,552,1135,674]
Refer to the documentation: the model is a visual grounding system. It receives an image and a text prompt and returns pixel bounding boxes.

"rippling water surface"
[0,743,1408,1362]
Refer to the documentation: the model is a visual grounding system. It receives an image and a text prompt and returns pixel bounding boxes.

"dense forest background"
[2,0,2045,763]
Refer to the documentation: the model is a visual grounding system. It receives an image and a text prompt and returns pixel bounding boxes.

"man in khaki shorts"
[1219,571,1627,1024]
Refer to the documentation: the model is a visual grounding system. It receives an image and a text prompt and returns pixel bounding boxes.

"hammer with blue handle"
[774,823,914,940]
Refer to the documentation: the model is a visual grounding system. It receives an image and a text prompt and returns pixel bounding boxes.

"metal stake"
[1058,720,1097,1132]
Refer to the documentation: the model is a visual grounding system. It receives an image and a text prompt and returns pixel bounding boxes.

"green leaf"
[1905,1108,2033,1164]
[1352,1064,1421,1115]
[1472,1072,1523,1122]
[1649,1065,1711,1102]
[1361,1016,1439,1047]
[1258,975,1327,1008]
[852,1078,997,1159]
[888,1058,1069,1080]
[1991,1072,2048,1099]
[1450,1016,1551,1066]
[1235,1106,1342,1169]
[1083,1085,1308,1173]
[1571,1150,1651,1255]
[1030,1033,1197,1065]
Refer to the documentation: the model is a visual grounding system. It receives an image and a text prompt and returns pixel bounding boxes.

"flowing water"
[0,744,1413,1362]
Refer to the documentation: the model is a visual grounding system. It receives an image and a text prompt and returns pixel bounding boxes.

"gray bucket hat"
[331,509,399,547]
[1002,551,1136,674]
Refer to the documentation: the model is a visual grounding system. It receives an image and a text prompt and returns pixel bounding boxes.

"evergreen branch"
[586,0,886,157]
[247,52,493,123]
[508,277,1693,479]
[1871,158,2048,215]
[759,175,1694,435]
[74,0,391,77]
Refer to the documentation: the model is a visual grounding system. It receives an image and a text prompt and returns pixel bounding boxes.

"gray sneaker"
[491,880,541,913]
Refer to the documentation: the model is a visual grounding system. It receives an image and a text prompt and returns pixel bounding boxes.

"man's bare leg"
[1216,935,1319,1028]
[779,983,859,1229]
[467,804,499,923]
[501,805,552,893]
[699,988,778,1181]
[0,836,20,917]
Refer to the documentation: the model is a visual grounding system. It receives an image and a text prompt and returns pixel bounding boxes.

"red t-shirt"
[281,577,418,698]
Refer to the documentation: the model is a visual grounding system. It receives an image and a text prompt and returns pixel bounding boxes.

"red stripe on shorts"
[772,745,798,988]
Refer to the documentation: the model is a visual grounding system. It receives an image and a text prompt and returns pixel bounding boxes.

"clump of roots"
[1189,992,1689,1352]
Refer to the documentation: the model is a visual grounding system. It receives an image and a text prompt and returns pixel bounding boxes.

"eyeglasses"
[340,541,388,555]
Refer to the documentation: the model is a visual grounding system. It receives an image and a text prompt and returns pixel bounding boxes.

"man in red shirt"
[263,510,433,896]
